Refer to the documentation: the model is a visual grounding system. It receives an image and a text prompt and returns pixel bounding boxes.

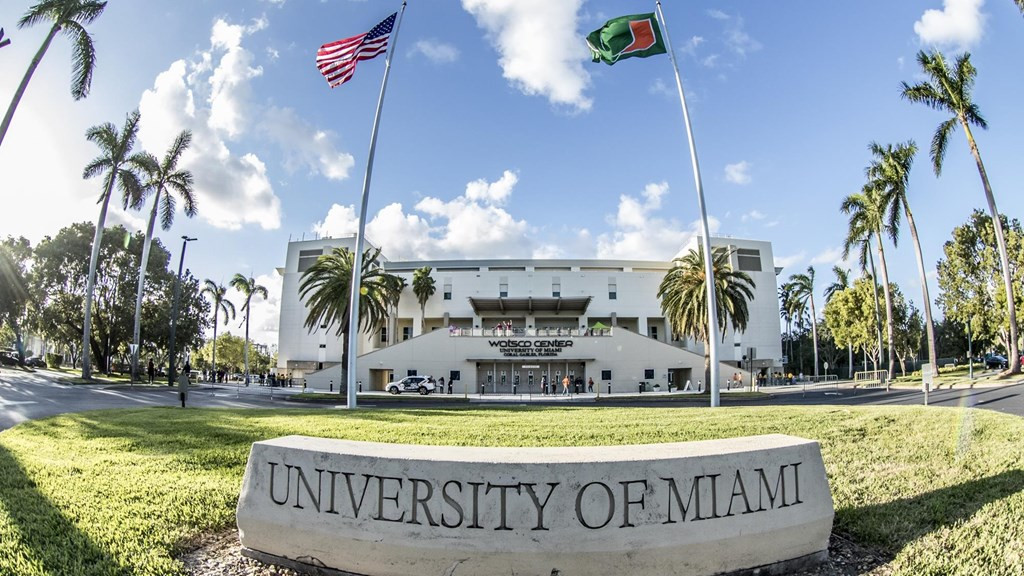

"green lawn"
[1,405,1022,575]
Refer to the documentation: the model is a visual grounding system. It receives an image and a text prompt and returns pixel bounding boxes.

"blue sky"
[1,0,1022,348]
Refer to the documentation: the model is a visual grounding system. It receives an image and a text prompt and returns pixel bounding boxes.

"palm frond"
[931,117,957,176]
[62,20,95,99]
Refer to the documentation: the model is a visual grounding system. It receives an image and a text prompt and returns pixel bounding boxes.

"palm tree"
[130,130,196,382]
[412,266,435,333]
[786,267,820,378]
[230,274,268,385]
[658,246,756,396]
[80,109,146,379]
[824,266,854,378]
[0,0,107,148]
[901,50,1019,374]
[842,185,897,380]
[299,247,402,389]
[866,140,938,376]
[201,280,235,382]
[779,285,794,368]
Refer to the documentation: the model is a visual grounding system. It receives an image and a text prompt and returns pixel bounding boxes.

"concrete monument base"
[236,435,834,576]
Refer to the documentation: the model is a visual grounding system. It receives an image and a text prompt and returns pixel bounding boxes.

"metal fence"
[853,370,889,391]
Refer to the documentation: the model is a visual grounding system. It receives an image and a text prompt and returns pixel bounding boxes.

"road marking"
[0,399,38,407]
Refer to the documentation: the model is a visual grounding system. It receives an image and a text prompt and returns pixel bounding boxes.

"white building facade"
[276,235,783,393]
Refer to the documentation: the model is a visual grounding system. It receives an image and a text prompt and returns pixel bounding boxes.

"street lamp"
[168,236,196,391]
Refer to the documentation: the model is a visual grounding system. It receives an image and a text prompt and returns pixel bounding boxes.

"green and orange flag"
[586,13,667,65]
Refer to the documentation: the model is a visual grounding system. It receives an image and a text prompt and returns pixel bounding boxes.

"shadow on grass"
[0,444,122,575]
[839,468,1024,554]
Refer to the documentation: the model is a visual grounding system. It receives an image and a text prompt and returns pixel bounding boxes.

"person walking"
[541,375,548,395]
[147,358,155,384]
[587,376,594,393]
[438,376,445,396]
[561,374,570,396]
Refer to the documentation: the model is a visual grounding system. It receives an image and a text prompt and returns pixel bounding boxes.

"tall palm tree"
[0,0,107,148]
[786,267,820,378]
[299,247,402,389]
[842,185,897,380]
[80,109,146,379]
[412,266,435,333]
[230,273,268,385]
[901,50,1019,374]
[201,280,235,382]
[824,265,854,378]
[130,130,196,382]
[658,246,756,396]
[779,285,794,367]
[866,140,938,375]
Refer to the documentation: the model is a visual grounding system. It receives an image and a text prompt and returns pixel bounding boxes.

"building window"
[608,278,617,300]
[444,279,452,300]
[552,277,561,298]
[318,344,326,349]
[650,325,659,340]
[737,248,762,272]
[644,369,655,380]
[297,249,323,273]
[500,276,508,298]
[380,327,388,343]
[601,370,612,381]
[402,326,411,341]
[407,369,417,377]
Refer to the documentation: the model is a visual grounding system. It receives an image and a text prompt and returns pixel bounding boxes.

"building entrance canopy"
[468,296,592,315]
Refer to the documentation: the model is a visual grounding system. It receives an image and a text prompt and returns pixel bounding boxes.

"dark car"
[25,356,46,368]
[985,354,1008,369]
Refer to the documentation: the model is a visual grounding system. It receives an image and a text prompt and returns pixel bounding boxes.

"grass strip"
[0,405,1022,575]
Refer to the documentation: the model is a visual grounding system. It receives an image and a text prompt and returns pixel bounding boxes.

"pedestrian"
[562,374,570,396]
[447,378,453,394]
[183,359,191,383]
[147,358,155,384]
[541,375,548,395]
[438,376,445,395]
[587,376,594,393]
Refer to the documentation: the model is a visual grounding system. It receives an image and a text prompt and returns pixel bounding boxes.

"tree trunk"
[848,342,853,379]
[866,241,885,373]
[243,307,250,385]
[211,315,219,381]
[962,121,1020,374]
[809,297,819,378]
[903,198,939,375]
[132,192,161,382]
[82,180,116,380]
[875,234,897,381]
[0,24,59,148]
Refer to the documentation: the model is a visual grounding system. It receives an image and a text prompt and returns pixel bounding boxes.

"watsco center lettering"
[488,339,573,358]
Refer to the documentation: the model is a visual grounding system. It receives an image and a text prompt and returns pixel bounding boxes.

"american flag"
[317,13,397,88]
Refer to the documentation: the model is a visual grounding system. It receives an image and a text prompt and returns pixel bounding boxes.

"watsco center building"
[276,235,783,393]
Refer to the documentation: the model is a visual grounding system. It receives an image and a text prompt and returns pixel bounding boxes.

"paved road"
[2,367,1023,432]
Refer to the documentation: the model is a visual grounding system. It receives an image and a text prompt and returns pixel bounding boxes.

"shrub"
[44,353,62,369]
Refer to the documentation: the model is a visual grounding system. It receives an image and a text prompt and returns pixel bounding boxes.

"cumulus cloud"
[462,0,592,111]
[914,0,987,49]
[741,210,765,223]
[410,39,460,63]
[774,252,806,270]
[725,161,752,185]
[138,17,353,231]
[705,10,761,58]
[810,246,845,267]
[218,271,282,347]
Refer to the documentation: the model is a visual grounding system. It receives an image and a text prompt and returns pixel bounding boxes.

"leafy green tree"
[784,267,820,378]
[80,109,147,378]
[824,266,854,377]
[230,273,268,384]
[894,299,924,376]
[0,0,107,148]
[200,280,235,381]
[866,140,938,376]
[936,210,1023,357]
[901,50,1019,374]
[195,333,246,375]
[824,277,883,370]
[0,237,32,364]
[298,247,403,387]
[131,130,196,381]
[658,246,756,391]
[412,266,435,332]
[842,184,897,379]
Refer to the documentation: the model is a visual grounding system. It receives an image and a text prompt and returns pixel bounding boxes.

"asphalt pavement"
[1,367,1023,432]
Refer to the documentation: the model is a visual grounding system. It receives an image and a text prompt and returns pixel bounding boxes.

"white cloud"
[724,161,752,185]
[914,0,987,49]
[649,78,674,97]
[410,40,460,63]
[595,182,718,260]
[707,9,729,20]
[741,210,765,223]
[774,252,806,271]
[138,18,354,231]
[462,0,592,112]
[464,170,517,205]
[810,246,845,267]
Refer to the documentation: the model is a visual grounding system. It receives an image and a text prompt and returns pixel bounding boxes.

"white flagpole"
[345,1,407,410]
[655,1,722,407]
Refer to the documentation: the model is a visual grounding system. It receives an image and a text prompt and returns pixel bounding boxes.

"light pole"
[168,236,196,389]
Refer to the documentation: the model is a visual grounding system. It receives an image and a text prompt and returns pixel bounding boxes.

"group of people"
[538,375,595,396]
[431,376,454,394]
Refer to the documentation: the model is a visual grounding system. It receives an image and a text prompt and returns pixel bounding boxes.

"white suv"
[386,375,436,395]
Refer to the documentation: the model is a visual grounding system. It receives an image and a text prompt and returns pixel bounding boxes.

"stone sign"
[237,435,834,575]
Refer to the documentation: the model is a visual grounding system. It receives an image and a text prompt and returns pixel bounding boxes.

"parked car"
[386,375,436,395]
[984,354,1008,369]
[25,356,46,368]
